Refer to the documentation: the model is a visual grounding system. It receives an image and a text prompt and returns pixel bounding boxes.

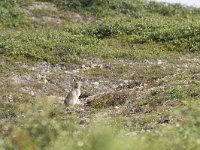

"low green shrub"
[2,99,200,150]
[0,0,33,27]
[0,28,100,63]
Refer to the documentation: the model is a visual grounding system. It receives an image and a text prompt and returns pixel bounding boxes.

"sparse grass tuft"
[88,90,135,109]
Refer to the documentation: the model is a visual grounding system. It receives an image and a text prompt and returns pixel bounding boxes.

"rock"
[81,65,86,68]
[37,74,48,83]
[184,64,188,68]
[8,96,14,103]
[143,59,152,64]
[91,58,101,64]
[162,118,170,124]
[123,80,129,84]
[114,106,120,109]
[64,70,71,74]
[119,83,124,87]
[90,63,98,68]
[85,67,90,70]
[92,82,99,86]
[72,69,80,73]
[31,67,36,71]
[37,74,42,80]
[128,108,140,114]
[42,77,48,84]
[99,64,112,70]
[134,80,142,87]
[30,91,35,96]
[157,59,163,65]
[158,118,170,124]
[89,58,102,68]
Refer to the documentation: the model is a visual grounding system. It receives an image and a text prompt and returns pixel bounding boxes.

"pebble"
[72,69,80,73]
[8,96,14,103]
[114,106,120,109]
[64,70,71,74]
[157,60,163,65]
[92,82,99,86]
[123,80,129,84]
[119,83,124,87]
[99,64,112,70]
[143,59,152,64]
[30,91,35,96]
[81,65,86,68]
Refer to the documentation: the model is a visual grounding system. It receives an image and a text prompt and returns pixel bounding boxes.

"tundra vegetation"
[0,0,200,149]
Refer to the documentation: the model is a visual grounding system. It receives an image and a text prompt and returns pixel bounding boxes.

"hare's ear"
[72,76,76,82]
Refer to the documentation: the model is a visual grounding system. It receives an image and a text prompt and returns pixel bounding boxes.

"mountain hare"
[64,82,81,107]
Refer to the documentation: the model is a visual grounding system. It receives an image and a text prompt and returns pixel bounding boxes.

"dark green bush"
[92,24,121,39]
[0,0,34,27]
[109,0,143,18]
[53,0,109,8]
[0,0,23,26]
[0,28,100,63]
[44,0,109,16]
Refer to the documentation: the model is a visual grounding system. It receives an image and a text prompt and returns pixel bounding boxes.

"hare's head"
[74,81,81,88]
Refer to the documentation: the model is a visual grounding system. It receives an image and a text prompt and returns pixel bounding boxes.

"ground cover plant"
[0,0,200,149]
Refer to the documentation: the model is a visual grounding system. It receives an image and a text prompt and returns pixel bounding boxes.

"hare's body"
[64,82,81,107]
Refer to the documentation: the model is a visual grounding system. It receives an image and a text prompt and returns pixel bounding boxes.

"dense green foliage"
[1,96,200,150]
[44,0,200,17]
[0,28,100,63]
[0,0,34,26]
[0,0,23,26]
[0,0,200,63]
